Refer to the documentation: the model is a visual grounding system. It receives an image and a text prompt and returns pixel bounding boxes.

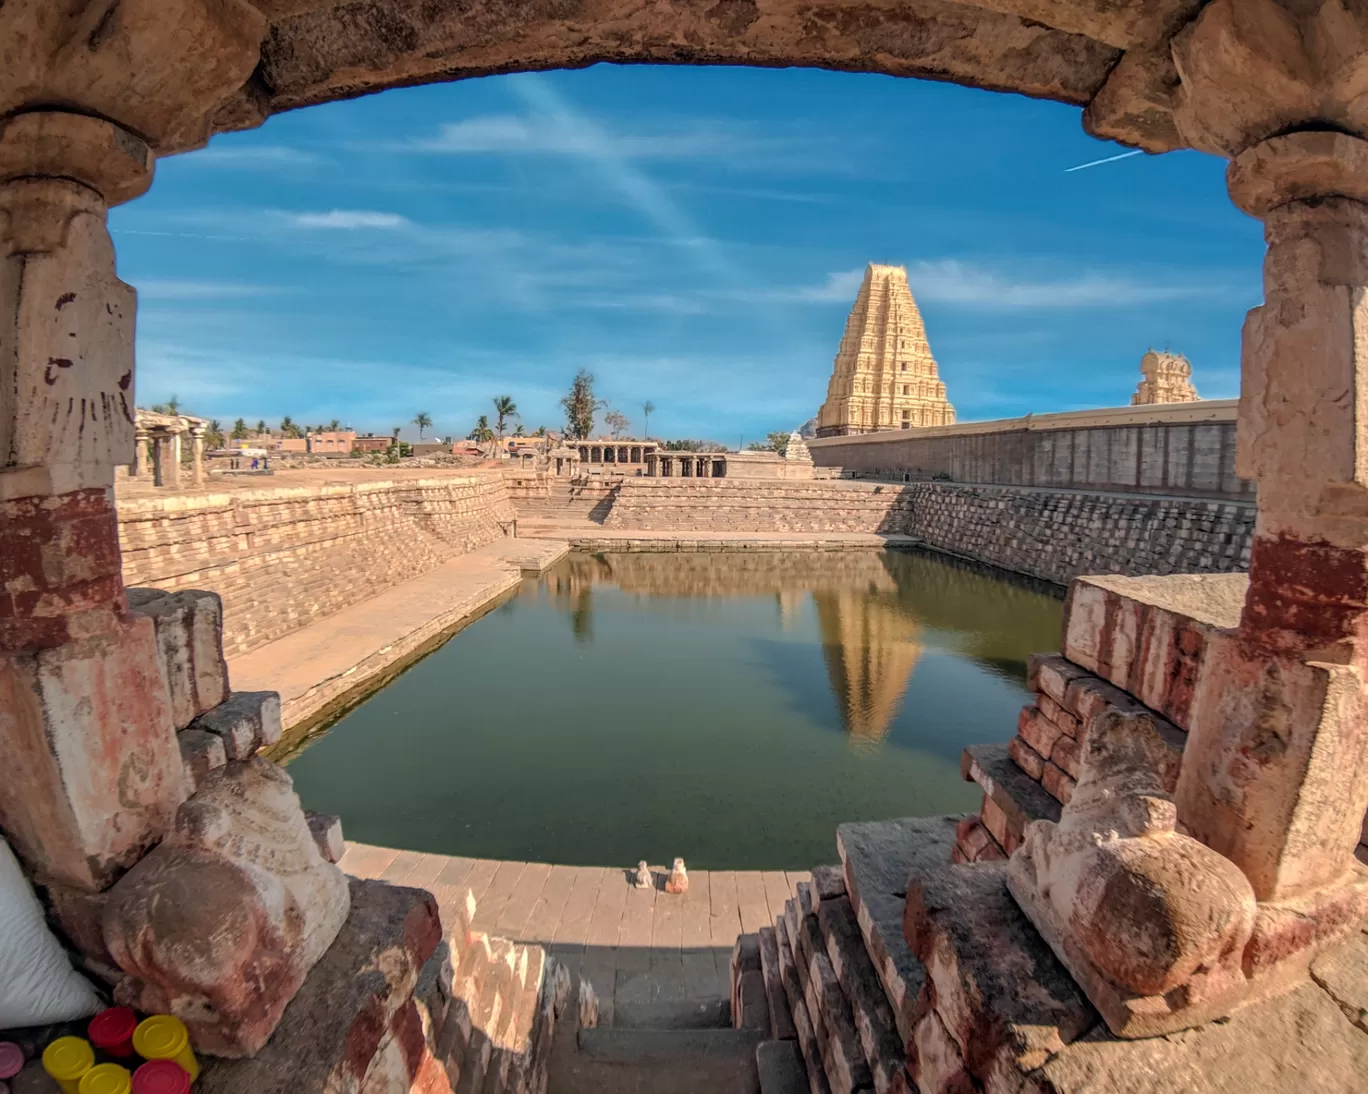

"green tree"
[280,416,302,438]
[231,417,248,440]
[207,420,226,449]
[327,418,341,432]
[412,412,432,440]
[165,395,181,415]
[642,400,655,440]
[746,431,790,453]
[255,419,267,434]
[468,415,494,444]
[492,395,518,446]
[604,409,629,438]
[560,370,603,441]
[534,425,548,438]
[513,423,525,437]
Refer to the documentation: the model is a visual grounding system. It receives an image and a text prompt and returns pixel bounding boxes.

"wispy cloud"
[292,210,410,230]
[905,259,1236,309]
[412,114,737,160]
[180,144,324,169]
[133,279,280,300]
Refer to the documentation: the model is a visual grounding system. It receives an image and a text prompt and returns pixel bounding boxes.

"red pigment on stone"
[0,489,125,650]
[1242,533,1368,652]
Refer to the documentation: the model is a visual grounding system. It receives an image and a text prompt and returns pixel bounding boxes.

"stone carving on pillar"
[103,758,351,1057]
[1008,711,1258,1037]
[1008,0,1368,1038]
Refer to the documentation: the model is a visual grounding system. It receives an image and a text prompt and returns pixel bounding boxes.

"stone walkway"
[339,841,811,1027]
[233,537,569,736]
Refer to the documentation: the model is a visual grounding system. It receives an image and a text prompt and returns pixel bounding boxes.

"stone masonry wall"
[911,482,1254,586]
[604,478,917,534]
[603,479,1254,587]
[809,402,1251,500]
[117,473,515,658]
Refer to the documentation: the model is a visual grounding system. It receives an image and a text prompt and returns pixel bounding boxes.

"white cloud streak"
[905,259,1232,308]
[133,279,280,300]
[178,144,324,169]
[292,210,410,230]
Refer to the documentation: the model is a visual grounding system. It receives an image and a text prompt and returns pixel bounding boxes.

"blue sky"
[113,64,1264,443]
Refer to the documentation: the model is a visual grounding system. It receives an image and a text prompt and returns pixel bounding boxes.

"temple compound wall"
[808,400,1250,501]
[601,478,1252,586]
[117,471,515,657]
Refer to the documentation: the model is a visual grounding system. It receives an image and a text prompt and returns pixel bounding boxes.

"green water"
[285,549,1062,869]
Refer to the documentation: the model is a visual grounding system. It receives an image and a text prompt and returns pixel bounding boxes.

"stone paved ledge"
[339,841,811,1030]
[236,538,567,740]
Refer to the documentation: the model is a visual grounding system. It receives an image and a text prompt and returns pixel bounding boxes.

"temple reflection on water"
[538,549,1058,741]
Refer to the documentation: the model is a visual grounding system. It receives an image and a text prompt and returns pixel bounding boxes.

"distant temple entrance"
[815,263,956,437]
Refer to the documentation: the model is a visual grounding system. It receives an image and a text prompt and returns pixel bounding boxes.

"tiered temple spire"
[815,263,955,437]
[1131,349,1201,405]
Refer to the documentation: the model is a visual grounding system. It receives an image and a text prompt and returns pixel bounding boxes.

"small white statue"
[634,861,652,889]
[665,858,688,894]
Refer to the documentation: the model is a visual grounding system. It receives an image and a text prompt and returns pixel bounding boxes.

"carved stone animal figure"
[102,758,350,1056]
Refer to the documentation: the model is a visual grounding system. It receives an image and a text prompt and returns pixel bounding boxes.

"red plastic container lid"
[89,1007,138,1047]
[0,1042,22,1079]
[131,1061,189,1094]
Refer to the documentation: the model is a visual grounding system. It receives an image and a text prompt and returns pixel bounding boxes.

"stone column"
[165,431,183,488]
[1172,133,1368,911]
[133,428,151,479]
[0,112,188,890]
[190,425,206,485]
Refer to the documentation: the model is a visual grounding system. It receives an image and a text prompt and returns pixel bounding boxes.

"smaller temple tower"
[1131,350,1201,405]
[815,264,956,437]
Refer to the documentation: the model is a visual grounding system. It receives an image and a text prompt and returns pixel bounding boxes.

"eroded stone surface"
[0,615,185,890]
[103,758,350,1056]
[191,690,283,759]
[127,588,230,730]
[196,876,441,1093]
[1009,711,1257,1038]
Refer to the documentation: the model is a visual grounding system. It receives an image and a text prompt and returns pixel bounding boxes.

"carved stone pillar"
[133,428,150,479]
[190,426,206,486]
[165,430,183,489]
[1008,0,1368,1038]
[0,112,188,890]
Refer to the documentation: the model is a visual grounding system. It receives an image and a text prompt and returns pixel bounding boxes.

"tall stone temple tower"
[1131,349,1201,405]
[815,263,956,437]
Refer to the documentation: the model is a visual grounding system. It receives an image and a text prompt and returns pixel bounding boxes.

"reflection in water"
[814,589,923,740]
[285,548,1063,868]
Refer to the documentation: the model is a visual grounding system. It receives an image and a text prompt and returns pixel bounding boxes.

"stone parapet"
[116,472,515,656]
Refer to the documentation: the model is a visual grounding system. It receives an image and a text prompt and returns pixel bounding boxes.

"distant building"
[816,263,956,437]
[1131,350,1201,405]
[352,435,391,453]
[306,430,356,454]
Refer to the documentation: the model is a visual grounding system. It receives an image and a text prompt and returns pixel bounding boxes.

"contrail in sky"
[1065,149,1144,172]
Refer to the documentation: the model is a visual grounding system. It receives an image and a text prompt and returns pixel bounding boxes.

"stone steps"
[411,887,572,1094]
[730,857,917,1094]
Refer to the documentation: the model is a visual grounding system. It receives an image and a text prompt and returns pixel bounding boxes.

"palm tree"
[166,394,181,415]
[207,420,225,449]
[492,395,517,443]
[412,412,432,440]
[642,400,655,440]
[468,415,494,453]
[231,417,248,440]
[280,415,301,438]
[534,425,548,437]
[327,418,341,432]
[514,423,525,437]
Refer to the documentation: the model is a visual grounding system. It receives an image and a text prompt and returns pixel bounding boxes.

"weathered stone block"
[191,691,283,760]
[304,811,345,864]
[1040,763,1076,805]
[179,728,227,789]
[908,1007,976,1094]
[127,588,229,729]
[1062,573,1244,731]
[104,758,351,1056]
[1038,695,1082,738]
[1008,736,1046,782]
[902,845,1095,1077]
[1017,706,1063,763]
[39,878,113,965]
[196,877,441,1094]
[0,616,186,890]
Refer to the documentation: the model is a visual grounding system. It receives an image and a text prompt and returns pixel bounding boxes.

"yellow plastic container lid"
[131,1017,186,1061]
[78,1064,131,1094]
[42,1038,94,1081]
